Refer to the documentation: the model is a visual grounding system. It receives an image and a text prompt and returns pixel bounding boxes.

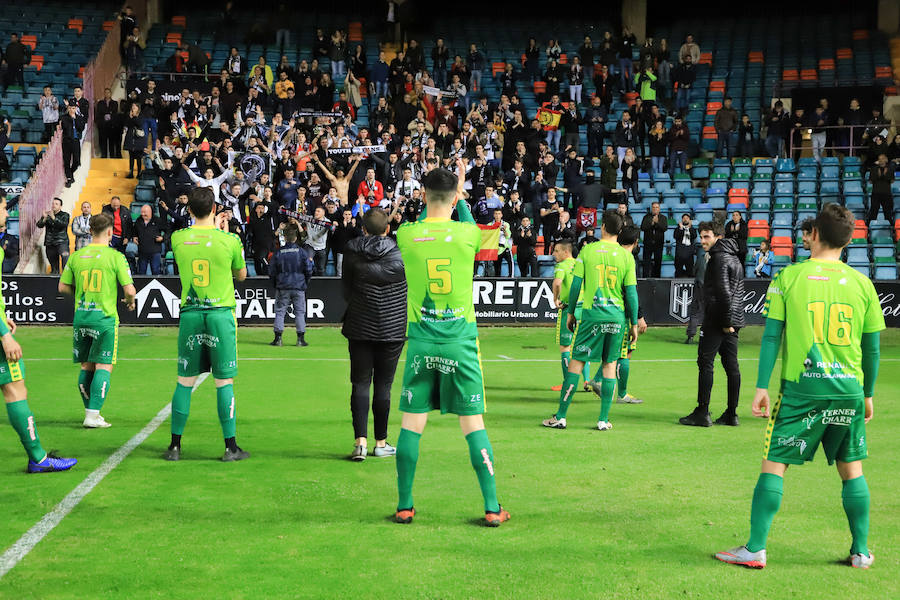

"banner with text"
[4,277,900,327]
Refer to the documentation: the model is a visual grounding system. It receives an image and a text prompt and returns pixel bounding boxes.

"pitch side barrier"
[4,276,900,327]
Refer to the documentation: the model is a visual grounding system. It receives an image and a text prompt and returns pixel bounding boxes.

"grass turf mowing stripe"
[0,373,209,579]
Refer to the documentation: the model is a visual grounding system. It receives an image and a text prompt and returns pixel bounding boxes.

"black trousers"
[349,339,404,440]
[517,254,538,277]
[493,249,513,277]
[642,244,663,278]
[868,193,894,223]
[42,121,57,143]
[674,247,694,278]
[62,138,80,180]
[696,325,741,413]
[45,242,69,274]
[686,294,704,338]
[98,125,117,158]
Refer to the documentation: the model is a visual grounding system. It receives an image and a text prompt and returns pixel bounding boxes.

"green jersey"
[554,257,583,308]
[764,259,886,400]
[171,226,246,311]
[397,216,481,341]
[60,244,134,319]
[573,239,637,322]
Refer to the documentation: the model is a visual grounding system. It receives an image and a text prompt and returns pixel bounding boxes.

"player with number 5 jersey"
[59,213,136,429]
[716,203,885,570]
[393,162,509,527]
[165,187,249,463]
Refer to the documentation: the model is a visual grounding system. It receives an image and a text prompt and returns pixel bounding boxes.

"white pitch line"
[20,357,900,364]
[497,354,514,360]
[0,373,209,580]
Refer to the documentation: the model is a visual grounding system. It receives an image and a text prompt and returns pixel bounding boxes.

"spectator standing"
[514,216,538,276]
[867,153,894,223]
[0,220,19,273]
[568,56,584,105]
[492,208,513,277]
[305,206,331,275]
[331,207,360,277]
[724,210,748,260]
[2,33,30,91]
[679,34,700,65]
[329,30,347,80]
[585,96,607,159]
[765,100,788,158]
[269,224,314,347]
[577,36,596,80]
[680,220,745,427]
[598,145,618,189]
[432,38,450,89]
[121,104,144,177]
[672,55,695,113]
[248,202,278,275]
[118,5,137,61]
[524,38,541,82]
[714,97,739,159]
[592,64,616,108]
[71,201,93,250]
[341,208,407,461]
[123,26,146,74]
[620,148,640,203]
[38,87,59,144]
[102,196,133,256]
[132,204,164,275]
[95,88,119,158]
[668,115,690,174]
[614,112,636,164]
[618,27,637,92]
[810,105,828,164]
[673,213,697,277]
[656,38,672,97]
[640,201,667,277]
[752,240,774,278]
[60,103,86,187]
[370,51,390,100]
[736,114,756,158]
[633,65,658,102]
[648,119,668,176]
[36,198,70,274]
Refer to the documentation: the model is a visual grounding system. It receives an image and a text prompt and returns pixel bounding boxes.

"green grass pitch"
[1,325,898,599]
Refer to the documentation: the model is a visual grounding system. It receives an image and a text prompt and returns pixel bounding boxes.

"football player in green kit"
[716,204,884,569]
[550,239,592,392]
[394,160,509,527]
[0,199,77,473]
[59,213,136,428]
[542,210,639,430]
[164,187,249,462]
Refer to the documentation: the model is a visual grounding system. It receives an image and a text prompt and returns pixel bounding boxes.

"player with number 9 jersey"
[171,224,245,379]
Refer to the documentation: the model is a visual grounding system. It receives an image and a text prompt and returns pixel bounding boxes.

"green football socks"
[88,369,111,411]
[617,358,630,398]
[466,429,500,513]
[746,473,784,552]
[560,351,570,379]
[598,377,616,422]
[396,428,421,510]
[555,371,580,419]
[842,476,870,556]
[216,384,236,439]
[592,364,604,383]
[7,399,47,463]
[170,383,192,436]
[78,369,93,409]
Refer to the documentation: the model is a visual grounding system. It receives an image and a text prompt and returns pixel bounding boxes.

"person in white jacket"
[183,153,234,204]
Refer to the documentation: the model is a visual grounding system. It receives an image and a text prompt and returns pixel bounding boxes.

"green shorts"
[556,306,583,347]
[0,351,25,386]
[400,338,486,416]
[763,395,867,466]
[570,315,625,364]
[177,308,238,379]
[73,313,118,365]
[620,329,637,360]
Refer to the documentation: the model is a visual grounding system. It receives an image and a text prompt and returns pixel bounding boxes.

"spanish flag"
[475,223,501,261]
[537,107,562,131]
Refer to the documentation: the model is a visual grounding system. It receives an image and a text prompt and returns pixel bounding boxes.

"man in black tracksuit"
[269,225,314,347]
[341,208,407,461]
[681,221,745,427]
[60,103,86,186]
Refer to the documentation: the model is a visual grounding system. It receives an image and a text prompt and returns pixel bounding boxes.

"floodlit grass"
[1,326,898,599]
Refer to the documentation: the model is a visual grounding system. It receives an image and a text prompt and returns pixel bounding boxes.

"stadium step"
[71,157,139,254]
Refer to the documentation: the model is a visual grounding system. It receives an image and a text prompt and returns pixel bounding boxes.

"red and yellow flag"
[537,107,562,131]
[475,223,501,261]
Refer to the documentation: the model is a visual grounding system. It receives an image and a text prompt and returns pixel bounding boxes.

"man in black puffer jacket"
[681,220,745,428]
[341,208,407,462]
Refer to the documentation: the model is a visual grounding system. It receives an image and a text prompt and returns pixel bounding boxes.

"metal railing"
[784,124,886,158]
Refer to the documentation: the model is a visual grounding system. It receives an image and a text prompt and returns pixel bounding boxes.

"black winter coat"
[703,238,746,329]
[341,235,407,342]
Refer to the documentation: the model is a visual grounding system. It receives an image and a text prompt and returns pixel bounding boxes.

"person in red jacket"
[357,168,384,206]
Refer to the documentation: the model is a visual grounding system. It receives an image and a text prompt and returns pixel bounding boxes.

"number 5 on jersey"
[427,258,452,294]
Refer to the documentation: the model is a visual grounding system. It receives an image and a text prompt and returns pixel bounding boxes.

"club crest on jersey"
[669,282,694,323]
[802,410,818,430]
[410,355,422,374]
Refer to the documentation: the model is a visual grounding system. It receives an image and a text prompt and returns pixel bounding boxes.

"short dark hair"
[815,203,855,249]
[422,168,457,204]
[601,209,624,235]
[681,213,691,220]
[283,224,299,243]
[187,187,215,219]
[89,213,113,236]
[362,208,390,235]
[617,225,640,246]
[799,217,815,234]
[555,239,574,252]
[698,220,724,236]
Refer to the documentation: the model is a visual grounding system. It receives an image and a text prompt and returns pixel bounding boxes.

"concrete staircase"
[69,157,138,253]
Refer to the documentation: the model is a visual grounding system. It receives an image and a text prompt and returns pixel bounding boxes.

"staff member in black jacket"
[36,197,70,273]
[342,208,407,462]
[640,202,667,277]
[269,224,314,347]
[60,102,86,187]
[680,221,745,428]
[673,213,697,277]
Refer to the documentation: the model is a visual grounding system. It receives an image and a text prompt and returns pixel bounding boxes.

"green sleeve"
[624,285,639,325]
[0,313,8,336]
[755,317,784,389]
[117,253,133,286]
[231,235,246,270]
[567,276,583,316]
[60,259,75,285]
[455,197,475,224]
[861,331,881,398]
